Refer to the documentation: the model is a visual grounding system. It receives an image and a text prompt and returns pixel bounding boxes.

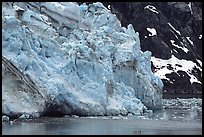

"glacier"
[2,2,163,118]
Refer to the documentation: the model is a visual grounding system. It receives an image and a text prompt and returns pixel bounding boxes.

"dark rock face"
[101,2,202,96]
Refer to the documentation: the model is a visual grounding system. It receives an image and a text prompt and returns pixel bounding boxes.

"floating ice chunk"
[19,113,31,119]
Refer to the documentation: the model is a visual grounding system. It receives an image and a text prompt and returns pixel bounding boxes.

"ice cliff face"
[2,2,163,118]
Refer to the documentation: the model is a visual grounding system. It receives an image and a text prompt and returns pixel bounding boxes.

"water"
[2,98,202,135]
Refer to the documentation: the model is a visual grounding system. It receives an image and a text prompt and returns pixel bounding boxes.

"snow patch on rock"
[170,40,189,53]
[151,55,201,84]
[144,5,159,14]
[147,28,157,36]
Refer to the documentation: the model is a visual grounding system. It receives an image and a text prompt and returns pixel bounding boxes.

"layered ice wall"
[2,2,163,118]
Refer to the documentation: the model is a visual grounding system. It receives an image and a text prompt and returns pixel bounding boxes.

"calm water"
[2,98,202,135]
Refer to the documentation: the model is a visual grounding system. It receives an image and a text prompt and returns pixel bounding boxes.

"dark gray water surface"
[2,98,202,135]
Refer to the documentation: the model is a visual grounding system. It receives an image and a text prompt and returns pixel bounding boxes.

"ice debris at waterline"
[2,2,163,118]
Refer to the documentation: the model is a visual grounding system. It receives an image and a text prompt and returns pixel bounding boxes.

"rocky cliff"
[2,2,163,118]
[101,2,202,96]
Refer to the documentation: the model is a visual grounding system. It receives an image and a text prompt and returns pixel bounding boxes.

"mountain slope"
[102,2,202,96]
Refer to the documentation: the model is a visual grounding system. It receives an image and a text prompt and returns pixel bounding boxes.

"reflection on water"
[2,98,202,135]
